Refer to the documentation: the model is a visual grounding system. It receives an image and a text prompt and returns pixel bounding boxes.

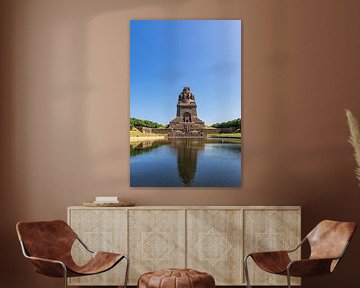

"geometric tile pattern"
[194,227,232,265]
[244,209,301,286]
[84,227,113,252]
[138,228,175,265]
[187,209,243,285]
[68,206,300,286]
[68,208,127,286]
[252,228,287,252]
[128,209,186,284]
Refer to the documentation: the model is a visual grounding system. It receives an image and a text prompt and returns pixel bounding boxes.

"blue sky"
[130,20,241,125]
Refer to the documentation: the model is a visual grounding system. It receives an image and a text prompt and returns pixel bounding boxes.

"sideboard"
[67,206,301,286]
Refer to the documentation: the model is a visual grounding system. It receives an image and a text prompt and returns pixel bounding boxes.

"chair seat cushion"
[138,268,215,288]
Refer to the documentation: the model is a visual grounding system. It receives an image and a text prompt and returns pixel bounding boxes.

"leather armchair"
[16,220,129,288]
[244,220,356,288]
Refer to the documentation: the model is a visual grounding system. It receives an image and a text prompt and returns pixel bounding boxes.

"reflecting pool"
[130,138,241,187]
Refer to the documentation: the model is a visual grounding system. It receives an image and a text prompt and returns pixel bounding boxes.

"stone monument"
[168,87,205,137]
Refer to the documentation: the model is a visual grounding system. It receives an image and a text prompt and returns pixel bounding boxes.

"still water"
[130,138,241,187]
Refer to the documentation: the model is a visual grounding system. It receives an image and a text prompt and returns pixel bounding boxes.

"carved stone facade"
[168,87,206,137]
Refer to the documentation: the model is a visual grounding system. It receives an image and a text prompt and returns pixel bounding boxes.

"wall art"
[130,20,241,187]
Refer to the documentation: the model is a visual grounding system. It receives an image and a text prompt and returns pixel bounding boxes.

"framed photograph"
[130,20,241,187]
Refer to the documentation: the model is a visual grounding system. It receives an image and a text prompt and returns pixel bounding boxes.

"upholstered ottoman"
[138,268,215,288]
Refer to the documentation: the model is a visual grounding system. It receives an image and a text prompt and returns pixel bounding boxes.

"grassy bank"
[207,133,241,139]
[130,130,166,142]
[130,130,164,137]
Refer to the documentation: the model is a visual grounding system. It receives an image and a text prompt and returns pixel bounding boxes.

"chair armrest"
[287,258,336,277]
[245,237,306,259]
[26,255,67,278]
[26,255,65,265]
[248,250,289,255]
[286,237,307,253]
[246,251,292,274]
[76,236,94,253]
[19,240,67,277]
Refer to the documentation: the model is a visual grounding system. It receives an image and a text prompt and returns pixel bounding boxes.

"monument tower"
[168,87,205,137]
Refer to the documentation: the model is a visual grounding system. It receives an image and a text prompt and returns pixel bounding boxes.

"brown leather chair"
[16,220,129,288]
[244,220,356,288]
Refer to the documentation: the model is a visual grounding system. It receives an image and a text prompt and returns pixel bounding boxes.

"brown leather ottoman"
[138,268,215,288]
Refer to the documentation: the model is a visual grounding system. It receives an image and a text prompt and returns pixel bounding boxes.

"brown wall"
[1,0,360,287]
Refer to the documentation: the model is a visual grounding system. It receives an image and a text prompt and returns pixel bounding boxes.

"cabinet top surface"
[68,205,301,210]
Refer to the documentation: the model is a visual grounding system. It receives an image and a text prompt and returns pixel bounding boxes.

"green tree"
[130,117,163,129]
[211,118,241,131]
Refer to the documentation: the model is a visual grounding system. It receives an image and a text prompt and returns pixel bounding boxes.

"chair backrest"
[16,220,77,261]
[307,220,356,260]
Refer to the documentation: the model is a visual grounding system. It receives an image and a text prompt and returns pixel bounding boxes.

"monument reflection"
[169,138,205,186]
[130,138,205,185]
[130,138,240,187]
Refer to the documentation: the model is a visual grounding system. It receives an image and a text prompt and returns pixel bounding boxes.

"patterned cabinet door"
[244,209,301,286]
[187,209,243,285]
[128,209,186,284]
[68,208,128,286]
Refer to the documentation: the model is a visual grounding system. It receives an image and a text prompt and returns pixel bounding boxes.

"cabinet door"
[68,208,127,286]
[244,209,301,286]
[128,209,186,284]
[187,209,243,285]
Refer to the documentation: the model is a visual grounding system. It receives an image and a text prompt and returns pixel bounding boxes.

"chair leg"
[62,264,68,288]
[244,255,252,288]
[286,269,291,288]
[123,255,130,288]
